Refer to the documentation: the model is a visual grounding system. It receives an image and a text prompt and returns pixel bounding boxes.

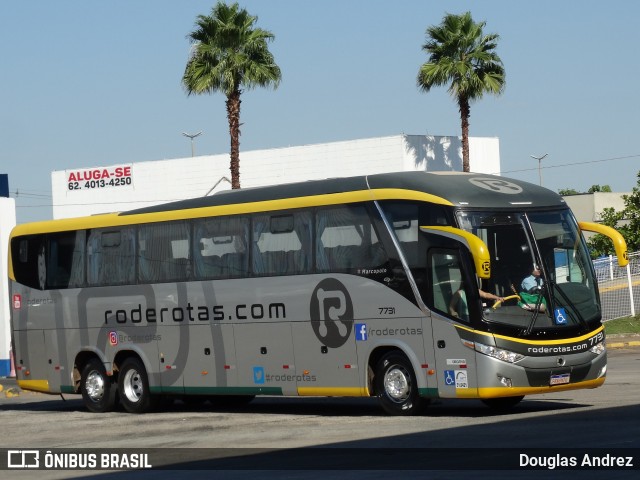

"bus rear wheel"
[375,352,425,416]
[118,357,156,414]
[81,358,117,413]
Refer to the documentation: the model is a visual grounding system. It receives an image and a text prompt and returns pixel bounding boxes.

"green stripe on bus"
[419,388,439,398]
[61,385,75,394]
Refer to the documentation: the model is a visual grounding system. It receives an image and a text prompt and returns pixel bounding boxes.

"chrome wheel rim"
[123,369,143,403]
[384,366,410,403]
[85,370,105,402]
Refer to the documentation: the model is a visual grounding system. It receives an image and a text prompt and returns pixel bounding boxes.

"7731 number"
[378,307,396,315]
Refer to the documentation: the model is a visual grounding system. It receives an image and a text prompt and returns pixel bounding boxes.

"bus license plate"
[550,373,570,386]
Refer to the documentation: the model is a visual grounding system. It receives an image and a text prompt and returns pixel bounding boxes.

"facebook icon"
[355,323,368,341]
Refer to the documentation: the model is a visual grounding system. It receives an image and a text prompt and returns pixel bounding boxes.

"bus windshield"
[456,209,600,333]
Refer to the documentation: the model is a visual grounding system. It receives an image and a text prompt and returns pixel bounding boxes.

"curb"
[608,340,640,349]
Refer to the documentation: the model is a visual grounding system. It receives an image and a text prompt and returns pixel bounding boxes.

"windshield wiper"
[523,286,546,335]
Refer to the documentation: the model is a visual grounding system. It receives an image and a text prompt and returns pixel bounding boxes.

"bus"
[8,171,627,415]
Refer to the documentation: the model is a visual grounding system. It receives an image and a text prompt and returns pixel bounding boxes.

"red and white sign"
[66,165,133,192]
[13,294,21,309]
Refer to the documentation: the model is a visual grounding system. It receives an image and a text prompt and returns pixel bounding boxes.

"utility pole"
[530,153,548,186]
[182,131,203,157]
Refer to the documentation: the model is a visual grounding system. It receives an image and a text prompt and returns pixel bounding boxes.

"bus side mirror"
[420,226,491,279]
[578,222,628,267]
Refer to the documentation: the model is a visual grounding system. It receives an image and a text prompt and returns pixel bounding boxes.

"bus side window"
[252,211,312,276]
[138,221,191,283]
[193,216,249,279]
[11,236,44,290]
[46,231,86,289]
[316,204,386,272]
[87,228,136,286]
[429,249,469,322]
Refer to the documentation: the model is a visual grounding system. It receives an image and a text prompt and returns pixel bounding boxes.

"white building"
[562,192,629,223]
[0,197,16,377]
[51,134,500,219]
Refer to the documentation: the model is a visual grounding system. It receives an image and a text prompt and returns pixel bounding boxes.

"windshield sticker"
[554,308,568,325]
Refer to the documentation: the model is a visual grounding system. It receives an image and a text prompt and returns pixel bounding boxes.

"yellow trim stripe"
[297,387,370,397]
[17,379,50,393]
[455,324,605,346]
[10,188,452,237]
[7,187,452,281]
[476,377,605,398]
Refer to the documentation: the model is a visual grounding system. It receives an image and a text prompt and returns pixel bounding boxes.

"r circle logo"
[469,177,523,194]
[310,278,354,348]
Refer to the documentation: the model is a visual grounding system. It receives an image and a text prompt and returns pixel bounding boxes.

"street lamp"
[530,153,548,186]
[182,131,203,157]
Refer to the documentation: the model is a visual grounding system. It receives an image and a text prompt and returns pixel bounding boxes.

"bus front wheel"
[118,357,156,414]
[375,352,425,416]
[80,358,117,413]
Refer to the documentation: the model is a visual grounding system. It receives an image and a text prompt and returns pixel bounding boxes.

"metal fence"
[593,251,640,321]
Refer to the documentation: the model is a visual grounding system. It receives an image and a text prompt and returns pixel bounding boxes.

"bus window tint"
[46,231,85,289]
[430,249,469,322]
[87,228,136,286]
[252,211,312,275]
[11,237,42,290]
[138,221,191,283]
[315,205,386,272]
[193,216,249,279]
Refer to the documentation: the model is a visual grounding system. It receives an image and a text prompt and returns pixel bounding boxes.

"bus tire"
[80,358,117,413]
[481,396,524,410]
[375,352,425,416]
[118,357,156,414]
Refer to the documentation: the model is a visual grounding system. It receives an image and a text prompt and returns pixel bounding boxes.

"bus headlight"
[590,341,606,355]
[475,342,524,364]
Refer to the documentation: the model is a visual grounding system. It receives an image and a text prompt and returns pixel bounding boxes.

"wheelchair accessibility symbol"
[554,307,568,325]
[444,370,455,386]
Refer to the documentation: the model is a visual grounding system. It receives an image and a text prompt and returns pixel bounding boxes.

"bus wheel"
[81,358,117,413]
[118,357,155,414]
[375,352,425,416]
[481,396,524,410]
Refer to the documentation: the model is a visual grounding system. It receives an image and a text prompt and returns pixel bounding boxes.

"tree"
[417,12,505,172]
[586,207,625,258]
[619,172,640,252]
[558,188,580,195]
[183,2,281,189]
[558,185,611,195]
[587,184,612,193]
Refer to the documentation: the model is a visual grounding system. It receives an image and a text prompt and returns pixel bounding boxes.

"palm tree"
[417,12,505,172]
[183,2,281,189]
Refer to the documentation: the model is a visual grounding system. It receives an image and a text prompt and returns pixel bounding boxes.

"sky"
[2,0,640,224]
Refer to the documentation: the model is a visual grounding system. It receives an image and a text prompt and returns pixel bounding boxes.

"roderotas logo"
[309,278,354,348]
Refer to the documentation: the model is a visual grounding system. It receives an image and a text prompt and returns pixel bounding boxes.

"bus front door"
[427,247,479,399]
